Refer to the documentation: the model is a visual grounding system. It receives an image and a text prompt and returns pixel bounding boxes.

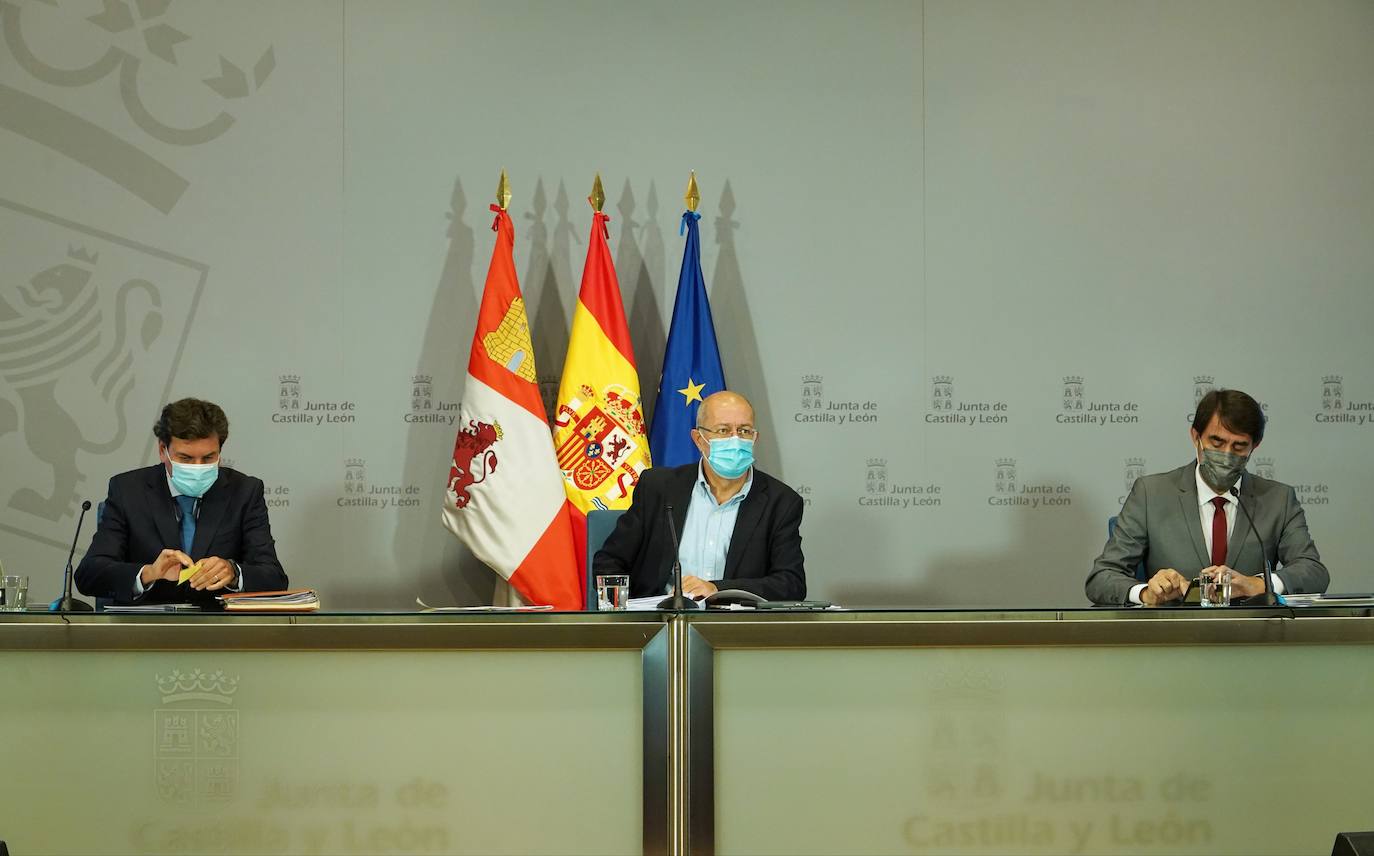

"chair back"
[585,509,627,610]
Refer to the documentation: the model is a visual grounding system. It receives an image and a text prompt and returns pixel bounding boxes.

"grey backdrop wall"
[3,0,1371,609]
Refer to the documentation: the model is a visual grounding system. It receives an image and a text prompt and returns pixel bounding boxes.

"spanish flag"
[441,192,583,610]
[553,187,651,590]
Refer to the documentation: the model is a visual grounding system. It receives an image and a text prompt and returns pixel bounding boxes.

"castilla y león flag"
[441,203,581,610]
[553,206,651,581]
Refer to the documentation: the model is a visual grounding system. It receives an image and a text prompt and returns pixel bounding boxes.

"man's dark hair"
[1192,389,1265,445]
[153,398,229,446]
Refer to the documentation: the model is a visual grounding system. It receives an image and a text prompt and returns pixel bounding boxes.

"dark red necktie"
[1210,496,1229,566]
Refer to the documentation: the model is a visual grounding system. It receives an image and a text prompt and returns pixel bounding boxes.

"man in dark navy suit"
[76,398,287,605]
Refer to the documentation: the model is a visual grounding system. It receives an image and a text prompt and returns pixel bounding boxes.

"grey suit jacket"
[1086,462,1328,605]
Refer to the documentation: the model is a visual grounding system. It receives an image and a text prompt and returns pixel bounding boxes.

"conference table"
[2,605,1372,855]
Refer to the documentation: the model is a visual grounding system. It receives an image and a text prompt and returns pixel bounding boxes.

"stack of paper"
[219,589,319,612]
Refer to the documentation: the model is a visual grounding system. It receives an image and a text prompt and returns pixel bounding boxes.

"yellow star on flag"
[678,378,706,405]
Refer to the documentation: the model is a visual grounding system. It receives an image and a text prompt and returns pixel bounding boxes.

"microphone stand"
[656,504,689,610]
[1230,487,1277,606]
[50,500,94,612]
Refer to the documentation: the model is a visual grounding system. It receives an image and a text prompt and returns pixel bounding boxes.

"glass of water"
[595,574,629,611]
[1199,567,1232,608]
[0,574,29,612]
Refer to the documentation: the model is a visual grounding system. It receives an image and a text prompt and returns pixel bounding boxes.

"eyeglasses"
[697,425,758,440]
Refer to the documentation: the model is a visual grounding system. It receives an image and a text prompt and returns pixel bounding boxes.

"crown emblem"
[66,245,100,265]
[866,458,886,468]
[931,375,953,385]
[995,458,1016,468]
[412,375,432,385]
[346,458,365,468]
[803,374,823,384]
[1194,375,1214,385]
[1254,457,1274,468]
[278,374,300,384]
[1125,457,1145,468]
[1324,375,1343,384]
[156,669,238,705]
[1063,376,1083,385]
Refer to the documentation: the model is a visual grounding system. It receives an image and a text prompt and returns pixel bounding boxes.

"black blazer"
[76,464,288,605]
[594,463,806,600]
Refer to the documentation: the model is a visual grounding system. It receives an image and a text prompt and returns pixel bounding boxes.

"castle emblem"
[1062,377,1084,412]
[866,458,888,494]
[995,458,1016,494]
[931,376,953,412]
[153,668,239,805]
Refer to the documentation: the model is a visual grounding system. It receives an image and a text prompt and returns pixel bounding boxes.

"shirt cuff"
[132,567,146,597]
[1128,583,1146,605]
[1270,573,1286,595]
[225,560,243,592]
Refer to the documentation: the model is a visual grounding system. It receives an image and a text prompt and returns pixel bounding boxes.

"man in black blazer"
[76,398,287,605]
[594,391,805,601]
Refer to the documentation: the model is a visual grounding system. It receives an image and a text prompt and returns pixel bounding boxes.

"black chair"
[585,509,626,610]
[93,500,112,611]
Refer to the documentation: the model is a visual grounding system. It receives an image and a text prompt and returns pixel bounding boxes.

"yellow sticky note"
[179,562,201,584]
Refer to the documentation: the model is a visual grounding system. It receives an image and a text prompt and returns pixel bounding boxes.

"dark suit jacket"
[593,463,806,600]
[76,464,288,605]
[1086,461,1328,605]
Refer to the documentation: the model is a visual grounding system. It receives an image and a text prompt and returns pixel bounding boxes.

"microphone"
[1230,486,1277,606]
[49,500,94,612]
[656,504,689,610]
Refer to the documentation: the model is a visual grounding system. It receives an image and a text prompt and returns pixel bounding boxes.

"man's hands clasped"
[139,549,237,591]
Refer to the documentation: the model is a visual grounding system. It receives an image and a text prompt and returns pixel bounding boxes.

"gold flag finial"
[684,170,700,212]
[588,172,605,212]
[496,170,511,211]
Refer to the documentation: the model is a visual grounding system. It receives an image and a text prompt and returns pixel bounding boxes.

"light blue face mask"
[170,461,219,498]
[706,437,754,479]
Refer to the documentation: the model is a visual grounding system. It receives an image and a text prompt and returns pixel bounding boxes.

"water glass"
[596,574,629,611]
[0,574,29,611]
[1199,567,1232,608]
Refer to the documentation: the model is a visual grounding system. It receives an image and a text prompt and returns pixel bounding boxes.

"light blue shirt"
[676,463,753,587]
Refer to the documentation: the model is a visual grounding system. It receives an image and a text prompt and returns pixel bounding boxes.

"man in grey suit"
[1087,389,1328,606]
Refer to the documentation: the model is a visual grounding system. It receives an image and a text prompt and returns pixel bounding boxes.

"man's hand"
[682,576,718,600]
[1142,568,1189,605]
[188,557,237,591]
[140,549,193,587]
[1224,568,1266,599]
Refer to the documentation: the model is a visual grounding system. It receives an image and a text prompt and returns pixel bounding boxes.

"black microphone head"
[81,499,92,511]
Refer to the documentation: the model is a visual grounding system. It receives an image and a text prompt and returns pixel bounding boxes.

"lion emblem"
[446,419,502,509]
[0,248,163,521]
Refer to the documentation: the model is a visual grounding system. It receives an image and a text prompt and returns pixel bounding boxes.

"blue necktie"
[175,495,197,555]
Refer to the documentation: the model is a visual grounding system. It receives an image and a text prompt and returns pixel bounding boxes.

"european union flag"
[649,210,725,466]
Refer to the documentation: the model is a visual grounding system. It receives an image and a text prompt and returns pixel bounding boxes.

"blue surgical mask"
[706,437,754,479]
[170,461,219,498]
